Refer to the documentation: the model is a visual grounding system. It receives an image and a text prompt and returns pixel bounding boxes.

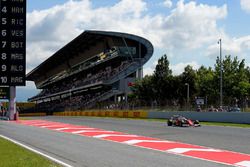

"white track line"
[29,123,54,126]
[93,134,138,138]
[72,130,114,134]
[167,148,222,154]
[40,125,66,128]
[55,127,95,131]
[0,135,73,167]
[235,161,250,167]
[123,139,173,145]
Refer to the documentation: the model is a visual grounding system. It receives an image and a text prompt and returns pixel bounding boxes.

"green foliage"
[197,66,216,104]
[154,54,172,78]
[0,137,60,167]
[153,55,171,104]
[179,65,198,101]
[132,54,250,108]
[133,75,155,105]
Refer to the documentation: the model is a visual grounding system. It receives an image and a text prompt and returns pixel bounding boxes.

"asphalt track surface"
[0,116,250,167]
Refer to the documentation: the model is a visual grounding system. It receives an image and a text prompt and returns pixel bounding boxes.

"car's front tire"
[167,120,173,126]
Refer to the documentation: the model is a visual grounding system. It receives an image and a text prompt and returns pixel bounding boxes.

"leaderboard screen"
[0,0,26,86]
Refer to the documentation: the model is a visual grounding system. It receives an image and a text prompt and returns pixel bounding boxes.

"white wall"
[148,111,250,124]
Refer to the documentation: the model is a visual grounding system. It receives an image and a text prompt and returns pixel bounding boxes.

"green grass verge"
[67,116,250,128]
[85,116,250,128]
[18,117,34,120]
[142,118,250,128]
[200,122,250,128]
[144,118,250,128]
[0,137,61,167]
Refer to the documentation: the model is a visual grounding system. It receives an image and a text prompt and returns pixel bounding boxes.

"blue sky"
[15,0,250,101]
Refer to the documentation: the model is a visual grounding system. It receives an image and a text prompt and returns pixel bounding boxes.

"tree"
[152,54,174,105]
[154,54,172,78]
[196,66,216,105]
[214,55,250,106]
[179,65,198,105]
[132,53,250,109]
[132,75,155,106]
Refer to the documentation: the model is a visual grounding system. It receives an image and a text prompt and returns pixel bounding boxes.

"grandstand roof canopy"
[27,30,153,82]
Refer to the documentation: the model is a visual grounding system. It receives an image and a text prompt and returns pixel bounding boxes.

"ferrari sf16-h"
[167,115,201,127]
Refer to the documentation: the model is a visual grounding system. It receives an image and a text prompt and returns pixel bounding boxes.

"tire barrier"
[53,110,148,118]
[19,112,47,117]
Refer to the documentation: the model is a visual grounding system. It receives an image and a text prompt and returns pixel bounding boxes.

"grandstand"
[27,30,153,112]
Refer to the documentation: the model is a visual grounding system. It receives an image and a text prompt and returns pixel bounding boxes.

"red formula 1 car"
[167,115,201,127]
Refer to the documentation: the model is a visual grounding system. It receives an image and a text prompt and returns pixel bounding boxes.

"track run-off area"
[1,116,250,167]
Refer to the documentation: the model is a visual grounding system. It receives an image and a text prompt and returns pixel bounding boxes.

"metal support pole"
[69,89,72,111]
[114,94,117,103]
[218,39,223,107]
[185,83,189,107]
[137,43,143,79]
[8,86,16,120]
[122,37,133,61]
